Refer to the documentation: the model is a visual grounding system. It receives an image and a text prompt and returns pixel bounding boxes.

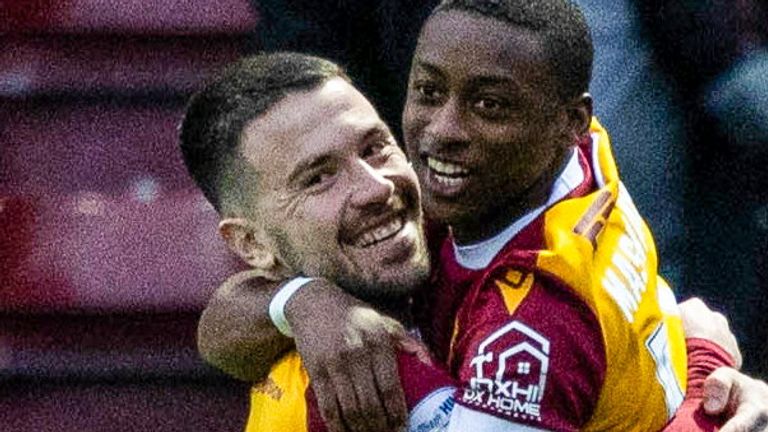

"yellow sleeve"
[245,351,310,432]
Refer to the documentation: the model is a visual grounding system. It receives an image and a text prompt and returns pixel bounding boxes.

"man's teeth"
[427,157,469,176]
[356,217,404,247]
[434,175,463,187]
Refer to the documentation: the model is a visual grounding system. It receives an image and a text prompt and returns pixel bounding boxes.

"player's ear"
[554,93,592,147]
[568,93,593,139]
[219,218,282,273]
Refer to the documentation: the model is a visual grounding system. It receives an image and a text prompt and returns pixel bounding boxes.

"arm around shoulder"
[198,270,293,382]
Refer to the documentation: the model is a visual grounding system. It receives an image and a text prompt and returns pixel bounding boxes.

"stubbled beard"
[334,225,431,304]
[268,224,431,305]
[335,256,430,305]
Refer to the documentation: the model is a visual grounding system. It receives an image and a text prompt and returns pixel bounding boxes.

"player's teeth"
[356,218,404,247]
[434,174,463,187]
[427,158,468,176]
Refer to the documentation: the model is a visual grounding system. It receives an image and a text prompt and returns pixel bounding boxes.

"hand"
[679,297,743,368]
[285,279,408,432]
[703,367,768,432]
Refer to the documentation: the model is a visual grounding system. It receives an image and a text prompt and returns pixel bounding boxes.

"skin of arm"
[197,271,385,382]
[197,270,293,382]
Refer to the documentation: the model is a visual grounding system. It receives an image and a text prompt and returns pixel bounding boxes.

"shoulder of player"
[468,267,605,346]
[473,260,601,323]
[543,185,618,254]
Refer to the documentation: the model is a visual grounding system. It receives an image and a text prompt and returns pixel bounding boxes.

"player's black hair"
[433,0,593,102]
[179,52,348,213]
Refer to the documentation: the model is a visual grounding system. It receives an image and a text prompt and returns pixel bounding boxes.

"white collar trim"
[590,132,606,187]
[453,148,584,270]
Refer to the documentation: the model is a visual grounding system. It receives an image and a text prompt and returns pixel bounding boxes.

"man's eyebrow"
[287,153,333,185]
[412,61,445,79]
[362,124,391,142]
[415,60,520,89]
[468,75,520,88]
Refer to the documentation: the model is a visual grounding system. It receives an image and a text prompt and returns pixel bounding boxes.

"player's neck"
[452,148,571,245]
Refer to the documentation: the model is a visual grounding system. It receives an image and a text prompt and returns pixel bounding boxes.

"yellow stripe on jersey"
[495,269,535,316]
[657,276,688,395]
[246,351,309,432]
[536,118,687,431]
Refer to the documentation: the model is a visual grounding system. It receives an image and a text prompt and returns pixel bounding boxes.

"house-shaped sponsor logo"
[463,321,550,421]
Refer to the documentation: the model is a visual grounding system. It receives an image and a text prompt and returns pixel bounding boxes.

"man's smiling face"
[242,77,429,300]
[403,10,569,243]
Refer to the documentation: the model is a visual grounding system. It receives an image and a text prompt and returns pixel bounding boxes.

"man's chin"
[423,196,468,226]
[340,267,429,304]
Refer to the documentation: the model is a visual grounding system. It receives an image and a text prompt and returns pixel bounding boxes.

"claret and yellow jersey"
[419,119,687,431]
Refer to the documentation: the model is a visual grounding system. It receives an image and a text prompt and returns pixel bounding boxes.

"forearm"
[197,270,293,382]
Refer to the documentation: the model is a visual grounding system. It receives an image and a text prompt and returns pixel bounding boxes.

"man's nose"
[349,159,395,208]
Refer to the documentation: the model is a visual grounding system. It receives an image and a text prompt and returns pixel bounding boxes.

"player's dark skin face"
[403,10,583,244]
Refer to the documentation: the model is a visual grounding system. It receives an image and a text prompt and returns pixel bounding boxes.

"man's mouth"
[425,157,470,190]
[353,215,405,248]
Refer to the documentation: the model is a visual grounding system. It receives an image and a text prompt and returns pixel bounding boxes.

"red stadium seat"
[0,194,77,311]
[0,35,250,98]
[0,189,245,313]
[1,100,247,312]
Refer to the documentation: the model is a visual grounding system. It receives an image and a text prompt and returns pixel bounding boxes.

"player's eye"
[414,81,445,104]
[302,168,336,190]
[362,139,391,158]
[473,96,509,114]
[362,141,383,158]
[362,136,401,166]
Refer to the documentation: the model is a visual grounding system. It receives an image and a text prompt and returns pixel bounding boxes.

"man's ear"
[218,218,284,276]
[568,93,593,140]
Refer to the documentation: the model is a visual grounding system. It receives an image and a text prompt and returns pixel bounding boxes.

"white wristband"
[269,276,314,337]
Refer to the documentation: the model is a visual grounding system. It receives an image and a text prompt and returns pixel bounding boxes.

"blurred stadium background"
[1,1,254,430]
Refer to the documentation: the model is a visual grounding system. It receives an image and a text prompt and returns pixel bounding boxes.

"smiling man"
[181,53,465,432]
[180,52,432,317]
[193,1,768,431]
[399,2,682,429]
[228,79,428,297]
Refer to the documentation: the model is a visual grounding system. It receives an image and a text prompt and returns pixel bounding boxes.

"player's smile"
[422,155,472,196]
[345,215,422,265]
[340,194,423,266]
[351,214,405,248]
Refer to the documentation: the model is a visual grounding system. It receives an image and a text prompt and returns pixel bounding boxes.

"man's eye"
[472,96,514,119]
[362,140,388,159]
[474,97,505,111]
[303,171,334,189]
[415,82,443,101]
[363,139,402,166]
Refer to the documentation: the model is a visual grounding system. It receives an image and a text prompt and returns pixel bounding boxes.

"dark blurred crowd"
[248,0,768,374]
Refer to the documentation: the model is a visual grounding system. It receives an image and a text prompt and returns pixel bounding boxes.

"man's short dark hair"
[433,0,593,102]
[179,52,347,213]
